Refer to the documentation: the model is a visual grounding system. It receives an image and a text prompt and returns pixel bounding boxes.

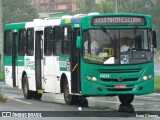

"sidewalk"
[0,81,23,98]
[0,81,64,100]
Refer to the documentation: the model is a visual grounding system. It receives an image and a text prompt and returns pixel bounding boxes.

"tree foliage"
[2,0,39,25]
[118,0,149,13]
[77,0,97,13]
[97,0,115,13]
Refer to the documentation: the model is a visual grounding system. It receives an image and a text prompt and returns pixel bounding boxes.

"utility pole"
[0,0,2,72]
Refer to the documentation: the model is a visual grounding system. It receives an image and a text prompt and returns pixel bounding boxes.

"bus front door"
[12,32,18,87]
[35,31,44,91]
[71,28,81,93]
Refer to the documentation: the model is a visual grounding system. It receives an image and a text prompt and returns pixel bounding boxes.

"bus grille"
[101,78,139,82]
[98,68,142,73]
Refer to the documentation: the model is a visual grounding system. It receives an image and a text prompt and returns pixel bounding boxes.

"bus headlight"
[143,75,152,81]
[86,76,91,80]
[143,76,148,81]
[148,74,152,79]
[92,77,97,81]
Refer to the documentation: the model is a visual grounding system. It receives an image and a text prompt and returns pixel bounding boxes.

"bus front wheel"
[118,94,134,105]
[63,80,75,105]
[32,91,42,100]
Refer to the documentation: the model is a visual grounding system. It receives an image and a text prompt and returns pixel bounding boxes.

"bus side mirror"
[152,31,157,48]
[76,36,82,49]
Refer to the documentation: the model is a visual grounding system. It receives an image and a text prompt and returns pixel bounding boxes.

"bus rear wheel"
[118,94,134,105]
[63,80,75,105]
[22,74,33,99]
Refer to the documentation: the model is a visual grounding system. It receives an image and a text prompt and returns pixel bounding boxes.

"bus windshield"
[83,29,153,64]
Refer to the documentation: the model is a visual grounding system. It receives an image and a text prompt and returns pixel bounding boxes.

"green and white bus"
[3,13,157,105]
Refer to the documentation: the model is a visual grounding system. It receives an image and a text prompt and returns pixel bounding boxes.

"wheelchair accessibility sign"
[120,55,129,64]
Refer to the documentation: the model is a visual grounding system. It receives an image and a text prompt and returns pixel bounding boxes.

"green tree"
[2,0,39,25]
[118,0,152,13]
[77,0,97,14]
[147,0,160,51]
[97,0,115,13]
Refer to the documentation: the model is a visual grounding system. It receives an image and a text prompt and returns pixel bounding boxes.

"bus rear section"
[3,23,26,88]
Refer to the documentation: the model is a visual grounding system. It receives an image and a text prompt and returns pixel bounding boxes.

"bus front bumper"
[81,79,154,96]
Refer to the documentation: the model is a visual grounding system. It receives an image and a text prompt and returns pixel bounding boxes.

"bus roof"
[4,13,152,30]
[60,13,151,25]
[4,18,61,30]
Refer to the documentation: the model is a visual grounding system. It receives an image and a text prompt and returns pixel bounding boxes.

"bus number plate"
[114,84,126,89]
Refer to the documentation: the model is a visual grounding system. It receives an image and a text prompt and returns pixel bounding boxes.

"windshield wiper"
[101,27,114,41]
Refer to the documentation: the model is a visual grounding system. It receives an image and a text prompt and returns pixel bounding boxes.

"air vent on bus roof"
[44,18,50,20]
[73,14,85,17]
[88,12,100,15]
[33,19,43,22]
[61,15,72,19]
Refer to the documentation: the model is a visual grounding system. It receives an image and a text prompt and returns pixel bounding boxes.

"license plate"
[114,84,126,89]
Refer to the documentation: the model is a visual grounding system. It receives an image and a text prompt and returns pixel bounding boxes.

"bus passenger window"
[18,29,26,56]
[53,26,61,55]
[4,30,12,56]
[62,26,71,55]
[44,27,53,56]
[26,28,34,56]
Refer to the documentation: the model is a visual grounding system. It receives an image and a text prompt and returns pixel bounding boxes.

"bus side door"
[71,28,81,93]
[12,30,18,87]
[35,29,44,91]
[53,26,62,93]
[43,26,55,93]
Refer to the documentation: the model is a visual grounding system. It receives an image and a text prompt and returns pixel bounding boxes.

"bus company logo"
[25,58,35,70]
[5,68,10,74]
[118,77,123,82]
[60,60,70,71]
[60,61,67,68]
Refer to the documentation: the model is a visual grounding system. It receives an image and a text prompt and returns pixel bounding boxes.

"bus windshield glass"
[83,29,153,64]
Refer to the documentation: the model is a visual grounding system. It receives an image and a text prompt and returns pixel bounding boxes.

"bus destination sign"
[92,16,146,26]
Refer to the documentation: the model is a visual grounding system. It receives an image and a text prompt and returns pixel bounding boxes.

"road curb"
[153,93,160,96]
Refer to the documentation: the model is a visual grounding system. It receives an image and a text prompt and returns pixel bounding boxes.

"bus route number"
[100,74,110,78]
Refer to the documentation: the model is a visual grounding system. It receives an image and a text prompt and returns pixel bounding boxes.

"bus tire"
[76,96,88,107]
[32,91,42,100]
[63,80,75,105]
[22,74,33,99]
[118,94,134,105]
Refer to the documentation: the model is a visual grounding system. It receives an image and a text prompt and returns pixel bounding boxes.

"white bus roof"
[25,18,61,28]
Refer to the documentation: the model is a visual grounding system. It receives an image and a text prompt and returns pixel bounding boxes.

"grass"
[154,75,160,92]
[0,73,7,103]
[0,73,3,81]
[0,91,7,103]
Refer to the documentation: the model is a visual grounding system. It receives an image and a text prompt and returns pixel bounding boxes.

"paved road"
[0,82,160,120]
